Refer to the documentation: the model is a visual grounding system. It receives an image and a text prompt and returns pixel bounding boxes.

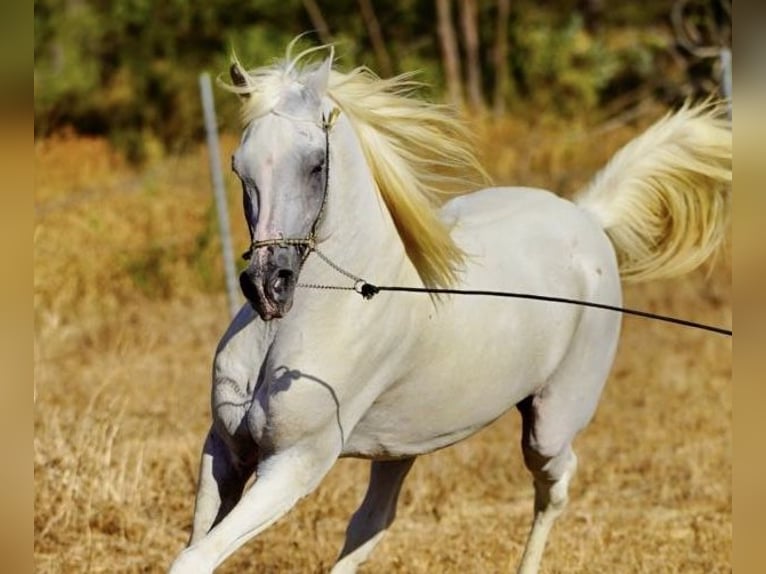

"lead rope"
[296,251,733,337]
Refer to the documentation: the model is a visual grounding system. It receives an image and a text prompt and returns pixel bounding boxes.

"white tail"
[576,101,731,282]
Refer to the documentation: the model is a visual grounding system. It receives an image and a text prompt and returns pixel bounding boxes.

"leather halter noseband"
[241,107,340,263]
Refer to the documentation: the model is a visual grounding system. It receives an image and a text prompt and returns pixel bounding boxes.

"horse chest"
[211,376,257,442]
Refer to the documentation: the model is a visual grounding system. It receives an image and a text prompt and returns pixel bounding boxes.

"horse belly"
[343,302,575,458]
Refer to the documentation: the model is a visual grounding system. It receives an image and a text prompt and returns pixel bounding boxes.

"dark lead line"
[350,283,732,337]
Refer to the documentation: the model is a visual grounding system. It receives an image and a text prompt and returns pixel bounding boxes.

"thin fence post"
[199,72,239,318]
[719,47,732,120]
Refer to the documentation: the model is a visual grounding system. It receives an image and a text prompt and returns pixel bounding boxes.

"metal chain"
[296,282,356,292]
[297,246,369,293]
[311,247,364,284]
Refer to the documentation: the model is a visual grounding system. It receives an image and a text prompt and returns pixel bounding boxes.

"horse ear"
[230,62,249,88]
[229,61,252,100]
[306,56,332,97]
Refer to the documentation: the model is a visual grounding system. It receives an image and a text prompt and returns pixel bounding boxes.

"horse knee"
[518,395,578,483]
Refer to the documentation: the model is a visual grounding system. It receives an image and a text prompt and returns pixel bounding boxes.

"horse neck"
[272,115,427,374]
[306,115,417,288]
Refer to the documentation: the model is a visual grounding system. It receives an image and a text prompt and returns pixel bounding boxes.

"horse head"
[230,57,335,320]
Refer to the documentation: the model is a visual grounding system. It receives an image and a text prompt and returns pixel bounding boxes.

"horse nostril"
[271,268,294,296]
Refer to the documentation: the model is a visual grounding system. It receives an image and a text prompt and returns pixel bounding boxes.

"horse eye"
[310,163,323,176]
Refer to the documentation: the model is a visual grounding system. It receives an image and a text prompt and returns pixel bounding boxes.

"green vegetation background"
[35,0,728,162]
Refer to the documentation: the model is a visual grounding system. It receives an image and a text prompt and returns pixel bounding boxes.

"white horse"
[169,42,731,573]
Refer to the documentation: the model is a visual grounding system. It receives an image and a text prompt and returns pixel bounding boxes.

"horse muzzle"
[239,245,302,321]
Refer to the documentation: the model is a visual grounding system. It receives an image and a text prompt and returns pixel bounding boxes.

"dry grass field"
[34,107,731,573]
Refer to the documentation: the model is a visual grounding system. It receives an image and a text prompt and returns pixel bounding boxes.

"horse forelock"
[223,39,491,289]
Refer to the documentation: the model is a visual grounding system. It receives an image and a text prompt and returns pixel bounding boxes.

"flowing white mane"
[222,41,489,288]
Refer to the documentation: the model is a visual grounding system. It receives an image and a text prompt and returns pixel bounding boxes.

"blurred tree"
[358,0,393,77]
[34,0,104,135]
[460,0,484,111]
[301,0,332,45]
[671,0,731,101]
[435,0,463,106]
[34,0,309,159]
[33,0,721,158]
[492,0,512,117]
[578,0,604,33]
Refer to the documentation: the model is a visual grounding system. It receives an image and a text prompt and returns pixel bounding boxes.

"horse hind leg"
[513,336,617,574]
[515,327,618,571]
[331,457,416,574]
[515,394,579,574]
[511,261,621,572]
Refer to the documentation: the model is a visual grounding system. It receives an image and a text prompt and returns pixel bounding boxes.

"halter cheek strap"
[241,107,340,263]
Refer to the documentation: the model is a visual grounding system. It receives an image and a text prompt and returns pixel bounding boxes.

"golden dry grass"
[34,109,731,573]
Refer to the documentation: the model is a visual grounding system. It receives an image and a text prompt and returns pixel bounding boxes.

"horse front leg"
[169,436,339,574]
[187,427,256,545]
